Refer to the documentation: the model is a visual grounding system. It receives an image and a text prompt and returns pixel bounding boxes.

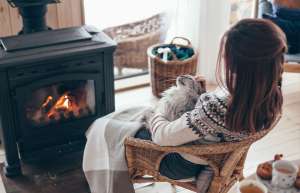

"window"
[84,0,171,81]
[230,0,255,24]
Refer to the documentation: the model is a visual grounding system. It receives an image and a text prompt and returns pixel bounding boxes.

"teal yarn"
[152,44,194,61]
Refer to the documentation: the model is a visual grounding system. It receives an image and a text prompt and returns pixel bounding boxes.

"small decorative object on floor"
[256,154,283,180]
[148,37,198,97]
[255,154,300,192]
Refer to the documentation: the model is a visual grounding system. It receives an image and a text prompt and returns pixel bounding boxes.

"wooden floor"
[0,72,299,193]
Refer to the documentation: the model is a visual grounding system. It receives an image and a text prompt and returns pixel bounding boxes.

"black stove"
[0,1,116,177]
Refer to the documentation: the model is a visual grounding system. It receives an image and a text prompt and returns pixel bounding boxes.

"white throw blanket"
[83,106,151,193]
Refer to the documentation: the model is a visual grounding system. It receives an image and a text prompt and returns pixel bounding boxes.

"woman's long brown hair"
[216,19,287,133]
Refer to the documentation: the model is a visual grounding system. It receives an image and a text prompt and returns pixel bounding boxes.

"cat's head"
[176,75,203,95]
[157,75,203,120]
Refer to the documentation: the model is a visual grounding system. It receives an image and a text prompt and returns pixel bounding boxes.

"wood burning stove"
[0,4,116,177]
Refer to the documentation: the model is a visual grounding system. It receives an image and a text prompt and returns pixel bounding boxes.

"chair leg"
[153,182,176,193]
[171,185,177,193]
[196,167,214,193]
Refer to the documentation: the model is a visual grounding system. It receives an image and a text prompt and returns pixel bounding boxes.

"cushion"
[263,14,300,54]
[276,7,300,20]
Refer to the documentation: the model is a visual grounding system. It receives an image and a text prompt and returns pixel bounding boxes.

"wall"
[0,0,84,37]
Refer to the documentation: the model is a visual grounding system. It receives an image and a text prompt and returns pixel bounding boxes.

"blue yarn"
[152,44,194,61]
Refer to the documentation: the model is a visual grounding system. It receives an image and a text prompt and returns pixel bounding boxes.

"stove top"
[0,27,93,52]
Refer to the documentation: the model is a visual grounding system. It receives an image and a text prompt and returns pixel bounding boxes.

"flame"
[46,93,73,118]
[54,94,71,110]
[42,96,53,108]
[29,88,91,125]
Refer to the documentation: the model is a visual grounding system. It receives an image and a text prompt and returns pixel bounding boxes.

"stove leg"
[0,72,22,177]
[1,120,22,177]
[3,162,21,177]
[1,107,22,177]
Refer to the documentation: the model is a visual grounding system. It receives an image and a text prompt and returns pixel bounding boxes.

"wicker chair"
[125,117,280,193]
[103,13,168,76]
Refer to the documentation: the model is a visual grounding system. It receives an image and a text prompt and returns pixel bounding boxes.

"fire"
[46,93,74,118]
[27,87,93,126]
[42,96,53,108]
[54,94,72,110]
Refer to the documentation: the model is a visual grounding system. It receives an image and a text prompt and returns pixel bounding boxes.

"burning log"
[28,89,92,125]
[46,92,72,118]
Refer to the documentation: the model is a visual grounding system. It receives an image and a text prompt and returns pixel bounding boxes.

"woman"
[136,18,287,180]
[83,19,286,193]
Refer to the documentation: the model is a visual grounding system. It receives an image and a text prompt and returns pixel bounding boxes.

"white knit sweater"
[150,89,249,164]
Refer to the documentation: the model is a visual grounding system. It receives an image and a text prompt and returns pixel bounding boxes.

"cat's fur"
[143,75,205,129]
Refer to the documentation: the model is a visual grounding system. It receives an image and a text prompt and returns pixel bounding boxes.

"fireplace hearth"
[0,26,116,177]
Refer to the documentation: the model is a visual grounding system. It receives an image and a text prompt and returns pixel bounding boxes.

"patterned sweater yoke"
[150,89,249,148]
[187,89,248,142]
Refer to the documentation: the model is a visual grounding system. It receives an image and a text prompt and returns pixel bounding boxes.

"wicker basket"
[147,37,198,97]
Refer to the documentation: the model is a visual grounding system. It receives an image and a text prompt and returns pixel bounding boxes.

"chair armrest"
[124,137,251,156]
[125,97,278,158]
[125,137,250,178]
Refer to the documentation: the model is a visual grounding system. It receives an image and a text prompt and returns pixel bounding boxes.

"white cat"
[143,75,205,129]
